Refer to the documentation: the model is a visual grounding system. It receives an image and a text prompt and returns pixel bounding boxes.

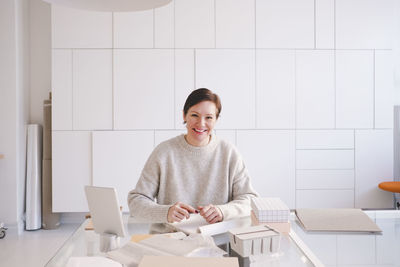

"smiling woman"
[127,88,258,232]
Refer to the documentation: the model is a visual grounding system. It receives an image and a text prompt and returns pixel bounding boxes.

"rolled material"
[26,124,43,230]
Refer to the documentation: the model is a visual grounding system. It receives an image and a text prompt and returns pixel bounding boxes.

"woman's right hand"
[167,202,196,223]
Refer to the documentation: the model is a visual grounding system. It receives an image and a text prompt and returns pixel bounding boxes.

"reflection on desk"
[45,214,321,267]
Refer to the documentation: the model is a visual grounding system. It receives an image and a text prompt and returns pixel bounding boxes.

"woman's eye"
[206,116,213,120]
[191,114,198,117]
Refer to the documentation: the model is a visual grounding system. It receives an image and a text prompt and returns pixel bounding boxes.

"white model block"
[52,49,72,130]
[175,0,214,48]
[375,50,394,129]
[72,50,112,130]
[114,49,174,129]
[154,1,174,48]
[175,49,195,129]
[52,131,91,212]
[336,51,374,128]
[52,5,112,48]
[296,130,354,149]
[296,150,354,170]
[296,170,354,190]
[256,50,295,128]
[336,0,395,49]
[315,0,334,49]
[296,50,335,128]
[113,10,153,48]
[92,131,154,211]
[256,0,314,48]
[355,130,393,208]
[296,189,354,208]
[216,0,255,48]
[229,225,281,257]
[251,198,290,223]
[237,130,295,208]
[196,49,255,129]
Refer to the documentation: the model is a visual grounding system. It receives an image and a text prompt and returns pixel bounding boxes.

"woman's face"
[183,101,217,147]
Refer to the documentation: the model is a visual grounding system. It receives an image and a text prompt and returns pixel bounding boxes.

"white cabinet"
[296,130,354,149]
[237,130,296,208]
[52,131,92,212]
[113,10,153,48]
[355,130,393,208]
[52,50,72,130]
[336,51,374,128]
[154,1,174,48]
[114,49,174,129]
[196,49,256,129]
[315,0,334,49]
[52,5,112,48]
[256,50,295,129]
[92,131,154,211]
[296,50,335,128]
[216,0,255,48]
[72,50,112,130]
[256,0,314,48]
[296,189,354,208]
[336,0,394,49]
[175,0,215,48]
[296,150,354,170]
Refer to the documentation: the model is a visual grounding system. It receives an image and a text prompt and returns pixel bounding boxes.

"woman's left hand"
[198,204,223,224]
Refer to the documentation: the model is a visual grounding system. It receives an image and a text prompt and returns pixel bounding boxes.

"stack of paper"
[251,198,290,223]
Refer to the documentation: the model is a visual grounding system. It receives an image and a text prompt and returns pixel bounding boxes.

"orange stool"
[378,182,400,209]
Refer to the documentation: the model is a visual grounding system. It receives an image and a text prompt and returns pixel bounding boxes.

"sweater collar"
[178,133,218,154]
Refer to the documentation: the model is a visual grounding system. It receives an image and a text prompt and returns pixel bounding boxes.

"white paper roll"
[26,124,43,230]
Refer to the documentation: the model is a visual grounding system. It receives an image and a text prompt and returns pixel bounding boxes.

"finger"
[209,215,221,224]
[175,206,190,219]
[172,214,183,222]
[199,205,211,216]
[203,207,214,218]
[179,203,197,213]
[205,210,218,222]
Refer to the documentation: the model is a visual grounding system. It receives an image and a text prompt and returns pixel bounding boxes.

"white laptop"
[84,186,126,237]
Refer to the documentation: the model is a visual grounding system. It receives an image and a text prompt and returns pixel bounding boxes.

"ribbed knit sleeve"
[216,147,259,221]
[127,148,171,223]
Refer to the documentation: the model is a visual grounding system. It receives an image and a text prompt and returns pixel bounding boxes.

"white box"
[229,225,281,257]
[251,198,290,223]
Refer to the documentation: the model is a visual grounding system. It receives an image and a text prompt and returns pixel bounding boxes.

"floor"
[0,223,80,267]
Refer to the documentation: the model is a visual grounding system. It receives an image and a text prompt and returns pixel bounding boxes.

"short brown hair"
[183,88,222,119]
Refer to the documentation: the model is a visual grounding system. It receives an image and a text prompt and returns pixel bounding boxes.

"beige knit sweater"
[127,134,258,223]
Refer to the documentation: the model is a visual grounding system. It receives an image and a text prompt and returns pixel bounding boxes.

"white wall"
[0,0,30,231]
[51,0,397,212]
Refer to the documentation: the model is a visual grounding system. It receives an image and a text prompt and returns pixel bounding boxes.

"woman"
[128,88,258,226]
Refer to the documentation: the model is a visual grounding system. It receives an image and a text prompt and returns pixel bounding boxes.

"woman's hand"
[198,205,223,224]
[167,202,196,223]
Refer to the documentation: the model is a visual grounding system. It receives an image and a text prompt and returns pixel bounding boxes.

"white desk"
[45,211,400,267]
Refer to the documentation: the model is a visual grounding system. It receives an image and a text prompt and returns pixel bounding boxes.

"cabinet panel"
[296,130,354,149]
[256,50,295,128]
[52,5,112,48]
[175,0,215,48]
[355,130,393,208]
[114,49,174,129]
[256,0,314,48]
[92,131,154,211]
[52,131,91,212]
[296,189,354,208]
[52,50,72,130]
[113,11,153,48]
[296,150,354,170]
[237,130,295,208]
[296,51,335,128]
[73,50,112,130]
[216,0,255,48]
[196,49,256,129]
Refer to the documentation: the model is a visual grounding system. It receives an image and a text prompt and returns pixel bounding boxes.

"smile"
[193,128,207,133]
